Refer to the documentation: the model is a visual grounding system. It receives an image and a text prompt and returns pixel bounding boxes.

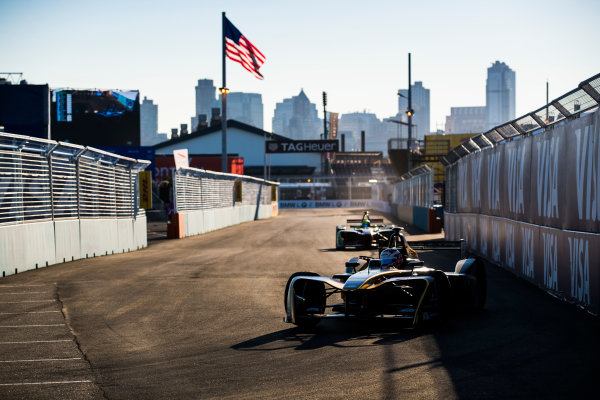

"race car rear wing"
[346,218,384,224]
[407,239,467,259]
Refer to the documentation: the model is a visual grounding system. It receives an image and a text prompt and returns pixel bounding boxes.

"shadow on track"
[232,319,429,352]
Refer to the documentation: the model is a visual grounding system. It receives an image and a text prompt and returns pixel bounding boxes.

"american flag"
[224,16,266,80]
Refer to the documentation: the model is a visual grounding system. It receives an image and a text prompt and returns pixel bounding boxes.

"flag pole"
[221,11,228,173]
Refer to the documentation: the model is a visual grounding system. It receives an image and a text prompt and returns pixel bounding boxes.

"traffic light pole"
[407,53,412,171]
[323,91,328,175]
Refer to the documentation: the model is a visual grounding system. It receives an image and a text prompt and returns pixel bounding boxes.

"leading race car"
[335,211,396,250]
[285,228,485,328]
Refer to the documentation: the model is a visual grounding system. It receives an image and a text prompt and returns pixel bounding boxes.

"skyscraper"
[486,61,515,130]
[191,79,217,131]
[140,96,167,145]
[338,112,386,154]
[444,106,486,133]
[272,90,321,140]
[397,81,430,140]
[220,92,263,129]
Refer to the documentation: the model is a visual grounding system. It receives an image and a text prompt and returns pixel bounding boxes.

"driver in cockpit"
[361,211,371,228]
[380,248,404,270]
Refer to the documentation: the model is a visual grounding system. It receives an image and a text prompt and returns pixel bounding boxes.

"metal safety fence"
[441,73,600,166]
[0,132,150,226]
[391,165,433,208]
[173,167,277,212]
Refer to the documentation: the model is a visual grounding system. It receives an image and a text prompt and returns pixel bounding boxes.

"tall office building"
[486,61,515,130]
[338,112,387,154]
[444,106,486,133]
[191,79,217,131]
[220,92,264,129]
[397,81,430,140]
[272,90,321,140]
[140,96,167,145]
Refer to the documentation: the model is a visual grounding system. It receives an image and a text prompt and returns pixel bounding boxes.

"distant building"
[191,79,218,132]
[191,78,263,131]
[140,97,167,145]
[272,89,321,140]
[154,119,323,177]
[397,81,430,140]
[272,97,293,135]
[219,92,263,129]
[444,106,486,134]
[338,112,387,155]
[486,61,515,130]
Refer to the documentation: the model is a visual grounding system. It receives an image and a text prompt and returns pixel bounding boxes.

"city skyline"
[2,0,599,135]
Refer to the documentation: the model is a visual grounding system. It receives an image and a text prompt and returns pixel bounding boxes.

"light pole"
[322,91,328,176]
[406,53,414,171]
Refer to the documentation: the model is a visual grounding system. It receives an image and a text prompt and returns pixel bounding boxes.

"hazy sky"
[2,0,599,135]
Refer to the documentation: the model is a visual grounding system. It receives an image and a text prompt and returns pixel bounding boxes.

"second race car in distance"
[335,211,396,250]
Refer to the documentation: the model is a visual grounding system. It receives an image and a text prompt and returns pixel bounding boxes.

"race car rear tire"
[473,259,486,309]
[284,272,324,328]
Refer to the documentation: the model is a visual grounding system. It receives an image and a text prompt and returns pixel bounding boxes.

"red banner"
[154,155,243,180]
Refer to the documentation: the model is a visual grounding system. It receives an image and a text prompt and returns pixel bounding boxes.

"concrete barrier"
[173,203,275,239]
[445,211,600,315]
[0,216,147,277]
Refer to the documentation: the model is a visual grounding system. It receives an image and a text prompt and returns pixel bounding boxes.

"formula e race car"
[285,228,485,328]
[335,212,396,250]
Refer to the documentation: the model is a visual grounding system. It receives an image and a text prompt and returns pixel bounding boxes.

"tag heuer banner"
[266,140,339,153]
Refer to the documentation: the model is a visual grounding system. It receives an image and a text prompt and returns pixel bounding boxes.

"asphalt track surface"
[1,208,599,399]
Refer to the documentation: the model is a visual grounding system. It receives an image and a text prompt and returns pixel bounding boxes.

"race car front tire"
[284,272,324,328]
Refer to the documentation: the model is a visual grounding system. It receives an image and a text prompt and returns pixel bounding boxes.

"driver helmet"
[380,248,403,269]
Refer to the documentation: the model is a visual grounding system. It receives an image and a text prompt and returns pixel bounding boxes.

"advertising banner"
[266,140,338,153]
[530,127,564,229]
[278,199,390,213]
[329,112,339,139]
[563,111,600,233]
[445,212,600,314]
[173,149,189,170]
[138,171,152,209]
[454,109,599,233]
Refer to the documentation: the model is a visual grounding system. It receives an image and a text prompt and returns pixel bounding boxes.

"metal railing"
[392,165,433,208]
[174,167,278,213]
[441,73,600,166]
[0,133,149,226]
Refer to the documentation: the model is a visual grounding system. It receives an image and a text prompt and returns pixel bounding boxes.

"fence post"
[46,143,59,221]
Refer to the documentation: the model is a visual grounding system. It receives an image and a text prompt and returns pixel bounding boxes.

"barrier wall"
[445,108,600,314]
[0,216,147,277]
[181,204,276,237]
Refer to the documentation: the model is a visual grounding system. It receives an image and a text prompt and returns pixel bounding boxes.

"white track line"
[0,292,47,295]
[0,339,72,344]
[0,357,81,363]
[0,300,55,303]
[0,285,47,288]
[0,324,65,328]
[0,311,61,315]
[0,380,92,386]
